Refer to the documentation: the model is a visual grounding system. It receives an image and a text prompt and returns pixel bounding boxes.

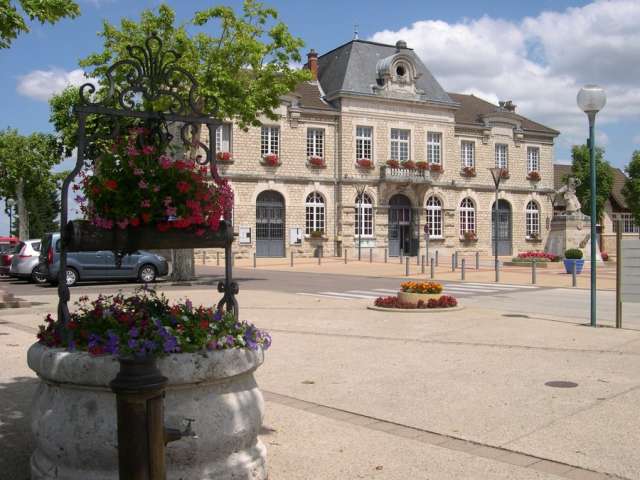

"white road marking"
[320,291,380,299]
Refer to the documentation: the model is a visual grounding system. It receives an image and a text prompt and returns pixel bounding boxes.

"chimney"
[307,49,318,80]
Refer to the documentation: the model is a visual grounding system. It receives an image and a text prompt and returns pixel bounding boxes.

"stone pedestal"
[546,214,602,261]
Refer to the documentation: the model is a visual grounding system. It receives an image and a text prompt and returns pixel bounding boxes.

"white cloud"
[369,0,640,149]
[17,68,87,102]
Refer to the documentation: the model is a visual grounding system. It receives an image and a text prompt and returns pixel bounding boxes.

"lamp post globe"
[577,85,606,114]
[6,198,15,209]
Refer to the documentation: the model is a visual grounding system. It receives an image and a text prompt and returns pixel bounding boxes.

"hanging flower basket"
[261,153,279,166]
[461,166,476,177]
[216,151,233,163]
[308,156,326,168]
[415,161,429,170]
[356,158,374,169]
[401,160,416,170]
[527,171,541,182]
[386,159,400,168]
[430,163,443,173]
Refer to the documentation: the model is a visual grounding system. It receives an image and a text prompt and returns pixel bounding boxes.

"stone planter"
[397,291,441,306]
[27,343,267,480]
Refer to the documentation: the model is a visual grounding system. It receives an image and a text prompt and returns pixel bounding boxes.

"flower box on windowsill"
[460,231,478,242]
[500,169,510,179]
[527,171,541,182]
[356,158,374,169]
[526,234,542,242]
[261,154,280,167]
[415,161,429,171]
[461,166,476,177]
[308,156,326,168]
[401,160,416,170]
[386,160,400,168]
[216,151,233,163]
[307,232,328,241]
[430,164,443,174]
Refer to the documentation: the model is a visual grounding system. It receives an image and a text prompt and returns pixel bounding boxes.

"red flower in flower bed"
[374,295,458,309]
[386,160,400,168]
[262,154,279,166]
[430,163,443,173]
[517,251,559,262]
[426,295,458,308]
[356,158,374,169]
[415,161,429,170]
[308,156,325,167]
[527,171,541,181]
[401,160,416,170]
[461,166,476,177]
[216,151,233,162]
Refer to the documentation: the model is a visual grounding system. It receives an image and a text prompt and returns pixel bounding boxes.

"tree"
[50,1,310,280]
[0,128,62,239]
[622,150,640,227]
[0,0,80,49]
[567,144,614,222]
[15,178,60,239]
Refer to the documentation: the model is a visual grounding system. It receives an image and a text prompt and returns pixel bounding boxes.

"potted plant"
[563,248,584,274]
[397,281,443,306]
[415,161,429,170]
[356,158,374,169]
[461,166,476,177]
[430,163,443,173]
[308,155,325,168]
[216,151,233,162]
[401,160,415,170]
[386,159,400,168]
[29,290,271,479]
[462,230,477,242]
[527,171,541,182]
[262,153,279,166]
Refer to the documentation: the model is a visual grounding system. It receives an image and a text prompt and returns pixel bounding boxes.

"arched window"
[526,201,540,237]
[459,198,476,236]
[355,193,373,236]
[425,196,443,238]
[305,192,325,235]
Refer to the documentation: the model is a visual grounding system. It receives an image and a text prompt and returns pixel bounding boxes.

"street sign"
[622,238,640,303]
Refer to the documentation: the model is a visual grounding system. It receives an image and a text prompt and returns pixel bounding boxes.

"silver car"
[9,239,47,283]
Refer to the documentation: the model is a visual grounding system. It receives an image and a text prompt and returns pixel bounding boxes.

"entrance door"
[492,199,512,256]
[256,191,285,257]
[388,194,413,257]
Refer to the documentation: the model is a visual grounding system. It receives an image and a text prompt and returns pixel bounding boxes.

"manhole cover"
[545,381,578,388]
[503,314,530,318]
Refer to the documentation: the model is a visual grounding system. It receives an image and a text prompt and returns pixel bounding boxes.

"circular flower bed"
[373,294,458,309]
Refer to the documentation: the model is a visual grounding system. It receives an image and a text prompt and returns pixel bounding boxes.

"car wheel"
[138,264,157,283]
[65,268,79,287]
[31,265,47,284]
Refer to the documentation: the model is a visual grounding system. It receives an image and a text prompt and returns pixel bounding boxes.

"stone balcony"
[380,166,431,183]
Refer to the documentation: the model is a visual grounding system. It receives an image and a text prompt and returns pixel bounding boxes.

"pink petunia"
[176,181,190,193]
[138,180,148,189]
[127,146,140,157]
[159,155,172,169]
[141,145,155,155]
[133,168,144,176]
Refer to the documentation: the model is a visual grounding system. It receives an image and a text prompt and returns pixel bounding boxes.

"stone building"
[206,39,559,260]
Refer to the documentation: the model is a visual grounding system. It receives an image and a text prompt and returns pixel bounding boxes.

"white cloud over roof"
[16,68,87,102]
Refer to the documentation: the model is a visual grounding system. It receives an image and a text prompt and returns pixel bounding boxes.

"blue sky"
[1,0,639,234]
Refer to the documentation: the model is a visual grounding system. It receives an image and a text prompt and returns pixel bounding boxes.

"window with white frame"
[427,132,442,165]
[305,192,325,235]
[390,129,410,161]
[461,140,474,168]
[215,124,231,153]
[260,126,279,156]
[459,198,476,235]
[355,193,373,236]
[356,126,373,160]
[613,213,640,233]
[527,147,540,172]
[526,201,540,237]
[307,128,324,158]
[495,144,508,169]
[425,196,443,238]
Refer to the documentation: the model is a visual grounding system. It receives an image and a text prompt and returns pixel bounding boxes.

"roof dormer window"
[396,64,406,77]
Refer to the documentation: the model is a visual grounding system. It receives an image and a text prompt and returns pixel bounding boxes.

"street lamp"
[489,167,504,282]
[5,198,15,237]
[355,184,367,261]
[577,84,606,328]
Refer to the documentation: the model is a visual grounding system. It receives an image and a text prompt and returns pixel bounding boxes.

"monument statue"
[555,177,582,216]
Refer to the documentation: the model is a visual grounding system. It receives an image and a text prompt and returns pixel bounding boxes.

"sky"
[1,0,639,235]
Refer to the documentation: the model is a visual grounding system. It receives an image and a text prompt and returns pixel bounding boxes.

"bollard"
[495,259,500,283]
[318,250,321,265]
[384,248,388,263]
[216,251,220,266]
[400,249,404,264]
[454,252,459,269]
[290,251,293,267]
[421,255,425,274]
[405,256,410,276]
[461,258,466,280]
[435,250,439,267]
[532,260,537,284]
[416,248,420,266]
[253,252,256,269]
[370,248,373,263]
[202,251,206,265]
[476,251,480,270]
[451,254,455,272]
[572,261,577,287]
[430,258,435,279]
[344,249,347,264]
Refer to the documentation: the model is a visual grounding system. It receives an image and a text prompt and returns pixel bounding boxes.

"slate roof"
[448,93,559,135]
[316,40,456,106]
[553,164,629,210]
[291,81,336,111]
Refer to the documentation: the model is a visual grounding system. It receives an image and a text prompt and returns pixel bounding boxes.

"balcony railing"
[380,166,430,182]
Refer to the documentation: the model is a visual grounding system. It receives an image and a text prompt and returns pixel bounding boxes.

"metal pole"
[451,254,455,272]
[202,251,206,265]
[461,258,466,280]
[405,256,409,276]
[476,251,480,270]
[384,247,387,263]
[416,245,420,266]
[588,113,597,327]
[358,192,363,261]
[494,187,499,283]
[290,250,293,267]
[318,249,321,265]
[496,258,500,283]
[369,247,373,263]
[435,250,439,267]
[421,255,425,274]
[455,252,459,269]
[616,220,622,328]
[430,257,435,279]
[572,260,577,287]
[426,233,430,266]
[532,260,537,284]
[400,249,404,264]
[253,252,256,269]
[216,251,220,266]
[344,249,347,264]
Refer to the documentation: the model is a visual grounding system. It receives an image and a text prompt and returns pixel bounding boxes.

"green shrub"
[564,248,583,260]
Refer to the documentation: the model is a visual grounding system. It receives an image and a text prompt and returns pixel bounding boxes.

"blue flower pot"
[564,259,584,274]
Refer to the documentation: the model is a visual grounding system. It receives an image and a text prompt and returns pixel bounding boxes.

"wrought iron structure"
[57,33,238,333]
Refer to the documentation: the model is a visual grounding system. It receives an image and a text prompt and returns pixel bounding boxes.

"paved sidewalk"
[1,287,638,479]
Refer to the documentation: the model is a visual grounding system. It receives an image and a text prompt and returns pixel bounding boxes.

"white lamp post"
[577,84,606,328]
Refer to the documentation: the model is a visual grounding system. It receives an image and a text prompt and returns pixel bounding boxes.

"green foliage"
[16,177,60,238]
[567,144,613,221]
[564,248,583,260]
[0,0,80,49]
[622,151,640,226]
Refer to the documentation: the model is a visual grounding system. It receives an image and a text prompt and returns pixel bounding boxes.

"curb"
[367,305,465,313]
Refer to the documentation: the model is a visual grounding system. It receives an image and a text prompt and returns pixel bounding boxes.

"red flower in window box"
[216,151,233,162]
[462,231,477,242]
[415,161,429,170]
[461,166,476,177]
[430,163,443,173]
[308,156,325,168]
[262,154,279,166]
[401,160,416,170]
[500,169,510,179]
[527,171,541,182]
[356,158,373,169]
[386,160,400,168]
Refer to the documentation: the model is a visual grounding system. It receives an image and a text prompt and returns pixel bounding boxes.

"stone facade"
[198,39,559,261]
